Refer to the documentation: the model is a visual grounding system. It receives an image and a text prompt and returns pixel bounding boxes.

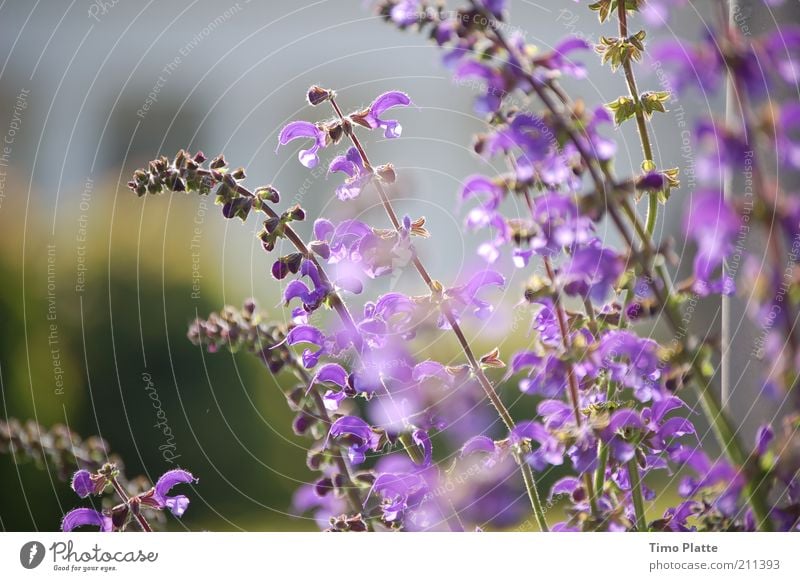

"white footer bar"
[1,532,797,579]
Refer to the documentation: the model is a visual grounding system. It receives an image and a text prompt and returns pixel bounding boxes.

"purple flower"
[755,424,774,457]
[684,190,739,296]
[460,175,504,211]
[529,193,594,256]
[530,299,562,347]
[460,435,499,459]
[512,420,566,471]
[601,408,645,463]
[328,147,372,200]
[660,500,699,531]
[477,0,506,19]
[135,469,198,517]
[650,33,762,96]
[512,352,568,398]
[763,26,800,85]
[61,508,113,532]
[673,447,744,517]
[695,119,751,184]
[389,0,421,26]
[283,260,331,311]
[483,114,551,163]
[71,469,104,498]
[597,330,662,402]
[445,269,505,323]
[453,60,507,114]
[277,120,327,168]
[651,36,722,95]
[411,429,433,467]
[360,91,411,138]
[307,365,351,412]
[367,471,429,523]
[292,483,347,529]
[533,37,591,80]
[284,324,328,369]
[326,415,381,464]
[560,240,624,304]
[777,103,800,170]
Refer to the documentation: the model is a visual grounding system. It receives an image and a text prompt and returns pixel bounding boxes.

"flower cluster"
[62,464,196,532]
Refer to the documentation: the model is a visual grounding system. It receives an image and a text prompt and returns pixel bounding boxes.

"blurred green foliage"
[0,171,314,531]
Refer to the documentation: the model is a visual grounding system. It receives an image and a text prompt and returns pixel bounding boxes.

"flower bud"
[376,163,396,183]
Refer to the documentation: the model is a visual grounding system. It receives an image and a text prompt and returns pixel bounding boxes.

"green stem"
[593,378,615,507]
[617,2,658,239]
[627,458,647,531]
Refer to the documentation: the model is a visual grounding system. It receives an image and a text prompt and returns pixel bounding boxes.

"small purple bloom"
[560,240,624,304]
[445,269,505,322]
[61,508,113,532]
[453,60,506,114]
[70,470,102,498]
[327,415,381,464]
[152,469,197,517]
[389,0,421,26]
[361,91,411,138]
[328,147,372,200]
[367,471,428,523]
[292,483,348,529]
[277,120,327,168]
[478,0,506,19]
[460,435,498,458]
[285,324,328,369]
[529,193,594,255]
[411,429,432,467]
[534,37,591,79]
[755,424,774,456]
[597,330,662,401]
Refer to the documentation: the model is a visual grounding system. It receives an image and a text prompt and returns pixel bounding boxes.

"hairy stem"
[110,476,152,532]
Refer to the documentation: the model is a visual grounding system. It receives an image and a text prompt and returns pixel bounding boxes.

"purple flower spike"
[328,147,371,200]
[277,120,327,168]
[327,415,381,465]
[71,470,98,498]
[362,91,411,138]
[153,469,197,517]
[61,508,113,532]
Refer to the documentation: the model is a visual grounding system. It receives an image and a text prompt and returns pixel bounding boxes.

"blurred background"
[0,0,797,531]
